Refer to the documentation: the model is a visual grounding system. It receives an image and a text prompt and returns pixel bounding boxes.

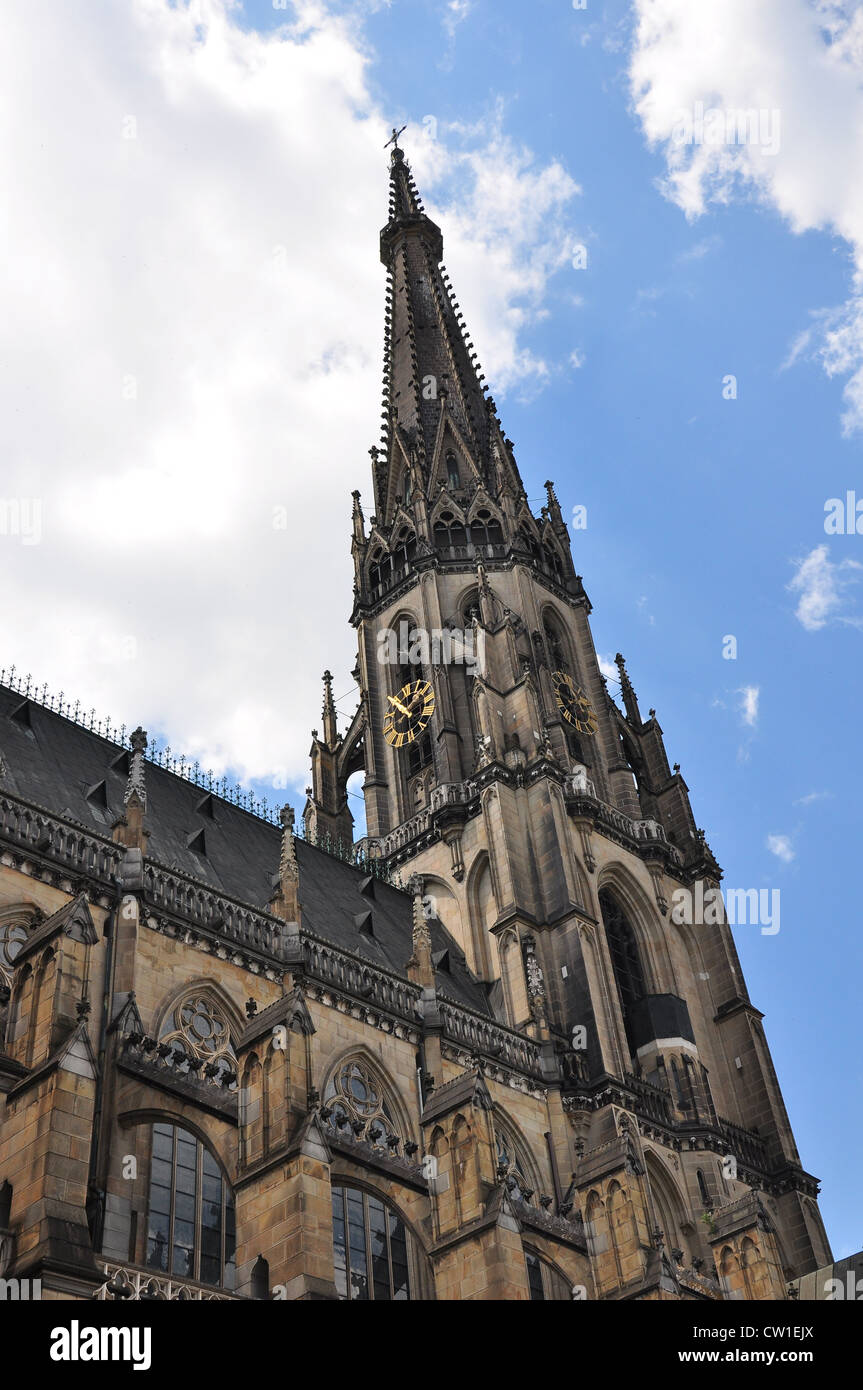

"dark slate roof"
[0,684,491,1015]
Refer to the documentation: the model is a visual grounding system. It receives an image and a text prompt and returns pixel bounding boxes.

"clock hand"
[387,694,412,718]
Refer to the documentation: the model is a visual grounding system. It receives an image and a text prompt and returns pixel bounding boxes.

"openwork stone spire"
[114,725,149,852]
[407,874,433,988]
[375,144,503,521]
[124,726,148,811]
[269,803,300,923]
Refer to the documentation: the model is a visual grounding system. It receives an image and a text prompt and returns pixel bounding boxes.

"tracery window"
[543,543,565,584]
[433,512,467,553]
[323,1060,397,1151]
[543,616,569,673]
[598,889,646,1055]
[369,547,390,592]
[331,1186,411,1301]
[0,918,28,990]
[145,1122,235,1290]
[407,729,433,777]
[469,508,503,551]
[517,526,542,564]
[495,1126,536,1204]
[159,994,237,1085]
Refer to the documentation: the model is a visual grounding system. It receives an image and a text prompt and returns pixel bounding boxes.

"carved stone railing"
[622,1072,675,1126]
[373,781,480,863]
[429,781,475,813]
[93,1262,237,1301]
[302,933,422,1024]
[142,861,285,961]
[564,788,684,869]
[438,999,546,1080]
[714,1115,770,1172]
[375,807,433,858]
[0,793,122,883]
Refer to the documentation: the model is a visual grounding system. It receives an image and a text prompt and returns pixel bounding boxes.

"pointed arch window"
[407,730,433,777]
[446,451,461,491]
[393,527,416,571]
[470,508,504,553]
[396,623,423,690]
[598,889,646,1055]
[433,511,467,556]
[0,917,28,991]
[543,614,569,673]
[494,1122,538,1205]
[331,1186,412,1301]
[145,1122,235,1289]
[697,1168,713,1209]
[543,543,565,584]
[525,1251,570,1301]
[369,547,391,594]
[517,526,542,564]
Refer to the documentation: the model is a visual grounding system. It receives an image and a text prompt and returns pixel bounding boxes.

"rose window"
[159,995,236,1084]
[324,1062,396,1151]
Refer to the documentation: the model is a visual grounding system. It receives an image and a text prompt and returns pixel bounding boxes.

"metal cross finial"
[384,123,407,151]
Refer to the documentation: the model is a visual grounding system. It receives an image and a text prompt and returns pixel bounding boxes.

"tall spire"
[375,142,505,522]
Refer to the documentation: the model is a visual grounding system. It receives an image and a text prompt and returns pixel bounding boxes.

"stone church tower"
[0,140,831,1306]
[305,140,832,1295]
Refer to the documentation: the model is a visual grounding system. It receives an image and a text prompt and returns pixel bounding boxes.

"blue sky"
[2,0,860,1255]
[241,0,860,1252]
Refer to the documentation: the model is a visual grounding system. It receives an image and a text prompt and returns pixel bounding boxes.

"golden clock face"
[552,672,598,735]
[383,679,435,747]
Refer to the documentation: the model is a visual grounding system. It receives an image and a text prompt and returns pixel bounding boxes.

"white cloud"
[766,832,795,863]
[0,0,580,792]
[793,789,832,805]
[675,234,722,263]
[628,0,863,432]
[569,349,587,369]
[780,324,816,372]
[788,545,862,630]
[443,0,473,41]
[598,654,619,685]
[738,685,760,727]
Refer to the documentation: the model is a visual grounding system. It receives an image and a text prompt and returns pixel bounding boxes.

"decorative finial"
[322,671,338,747]
[122,726,148,823]
[268,802,300,924]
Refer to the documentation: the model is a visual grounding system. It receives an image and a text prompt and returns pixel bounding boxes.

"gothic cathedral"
[0,142,831,1303]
